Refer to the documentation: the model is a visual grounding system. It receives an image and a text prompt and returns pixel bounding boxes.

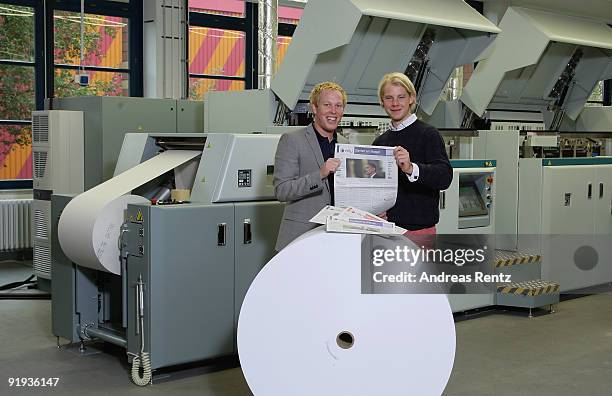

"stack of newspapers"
[309,205,406,235]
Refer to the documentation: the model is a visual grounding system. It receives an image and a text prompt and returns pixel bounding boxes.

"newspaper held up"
[334,144,397,215]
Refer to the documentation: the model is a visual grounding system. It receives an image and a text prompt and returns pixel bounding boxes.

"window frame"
[48,0,142,99]
[0,1,40,120]
[187,2,253,97]
[0,1,39,188]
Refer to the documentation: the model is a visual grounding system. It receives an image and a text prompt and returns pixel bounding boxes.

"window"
[187,2,302,98]
[0,4,34,62]
[276,35,291,70]
[586,81,604,107]
[188,2,252,99]
[189,77,245,99]
[189,0,246,18]
[277,6,301,73]
[189,27,246,99]
[278,5,302,25]
[53,11,129,97]
[0,3,35,180]
[440,67,465,101]
[0,123,31,180]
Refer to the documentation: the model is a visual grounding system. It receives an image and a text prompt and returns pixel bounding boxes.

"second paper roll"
[58,150,201,274]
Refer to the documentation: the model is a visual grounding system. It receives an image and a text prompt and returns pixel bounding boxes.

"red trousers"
[403,226,436,249]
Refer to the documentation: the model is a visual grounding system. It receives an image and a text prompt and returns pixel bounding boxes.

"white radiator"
[0,199,33,251]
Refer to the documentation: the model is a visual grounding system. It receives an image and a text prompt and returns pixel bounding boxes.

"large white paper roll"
[238,229,456,396]
[58,150,200,274]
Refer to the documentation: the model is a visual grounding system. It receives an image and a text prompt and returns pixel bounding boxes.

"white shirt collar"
[389,114,417,131]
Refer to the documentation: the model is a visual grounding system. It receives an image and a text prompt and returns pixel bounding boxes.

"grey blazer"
[274,124,331,251]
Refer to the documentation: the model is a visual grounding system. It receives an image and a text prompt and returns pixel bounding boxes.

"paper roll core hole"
[336,331,354,349]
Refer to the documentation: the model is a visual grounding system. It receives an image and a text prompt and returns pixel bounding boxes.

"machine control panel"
[458,172,494,229]
[238,169,252,188]
[459,183,489,217]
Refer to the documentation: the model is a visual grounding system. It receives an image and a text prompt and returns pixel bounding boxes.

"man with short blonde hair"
[273,81,347,251]
[310,81,348,107]
[373,72,452,236]
[377,72,417,112]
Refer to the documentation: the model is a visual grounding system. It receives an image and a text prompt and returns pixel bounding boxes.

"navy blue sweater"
[372,119,453,230]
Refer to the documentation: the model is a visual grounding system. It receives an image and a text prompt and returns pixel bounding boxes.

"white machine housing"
[518,157,612,291]
[437,160,497,312]
[461,6,612,129]
[32,111,84,279]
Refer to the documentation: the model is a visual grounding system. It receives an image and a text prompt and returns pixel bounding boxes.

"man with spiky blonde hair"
[309,81,348,109]
[273,81,347,251]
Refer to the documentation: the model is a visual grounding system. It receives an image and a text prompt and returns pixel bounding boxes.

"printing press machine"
[459,5,612,297]
[52,133,283,372]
